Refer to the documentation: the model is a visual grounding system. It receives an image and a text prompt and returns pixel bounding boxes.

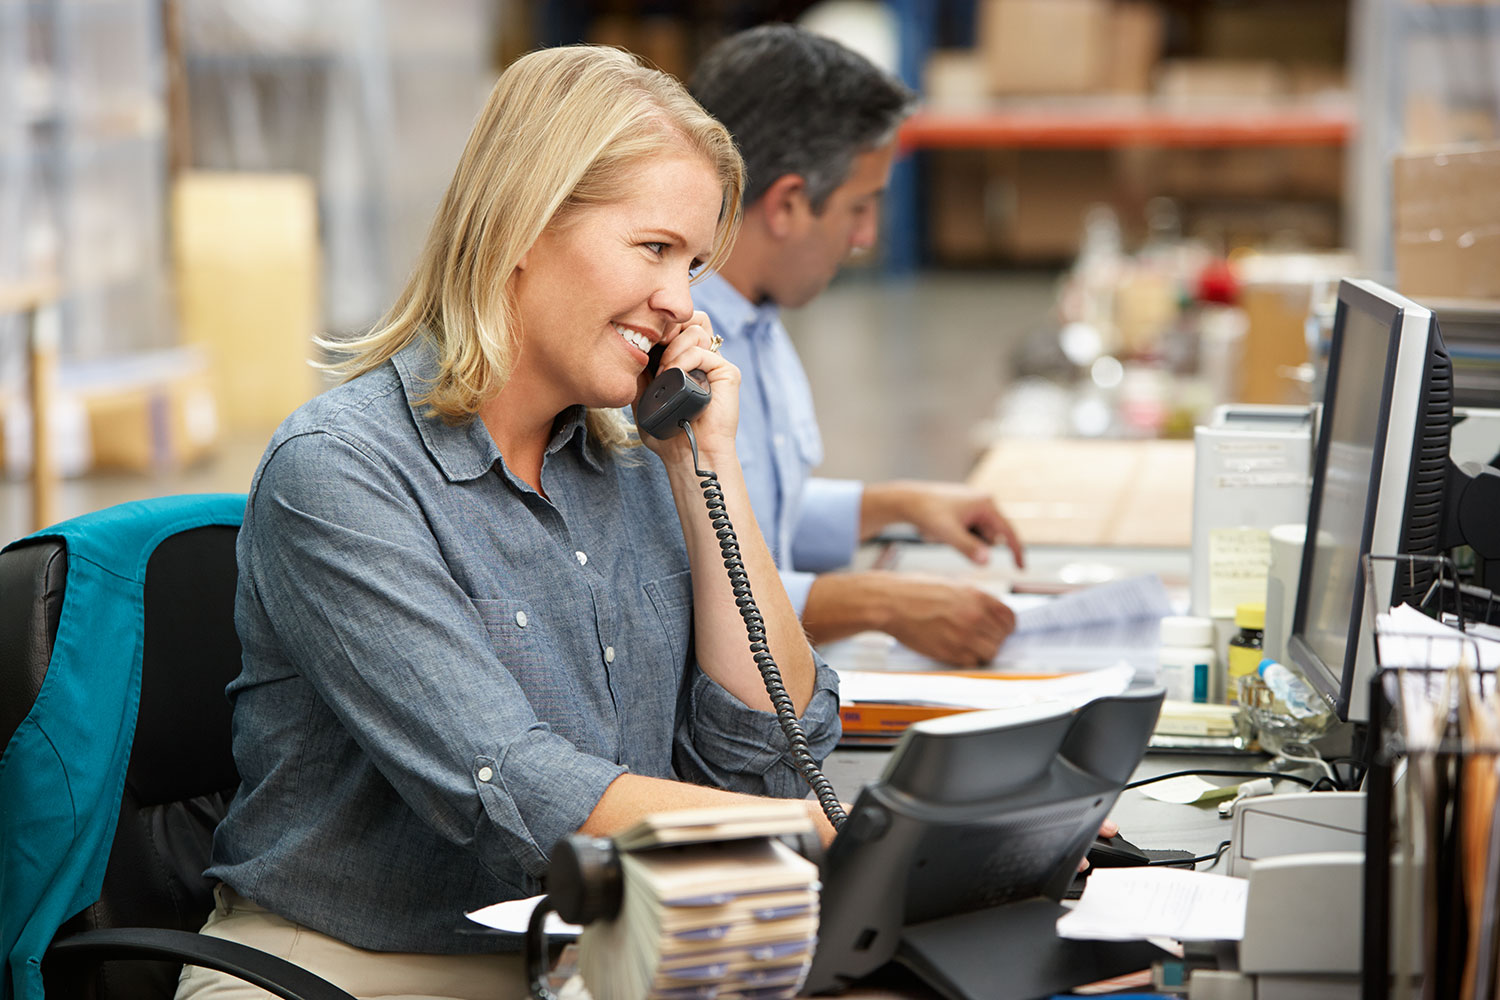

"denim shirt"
[208,336,842,954]
[693,273,863,615]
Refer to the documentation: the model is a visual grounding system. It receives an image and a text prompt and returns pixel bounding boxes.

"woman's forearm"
[580,773,837,847]
[660,441,817,715]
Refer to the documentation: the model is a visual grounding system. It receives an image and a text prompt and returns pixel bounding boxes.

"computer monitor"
[806,687,1166,1000]
[1287,279,1452,724]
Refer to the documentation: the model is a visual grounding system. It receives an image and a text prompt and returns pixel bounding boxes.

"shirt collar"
[694,271,780,342]
[392,336,603,483]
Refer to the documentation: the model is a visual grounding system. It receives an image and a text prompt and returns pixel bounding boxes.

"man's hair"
[690,25,916,212]
[320,45,744,452]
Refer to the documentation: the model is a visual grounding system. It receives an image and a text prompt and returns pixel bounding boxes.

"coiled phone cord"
[681,421,847,830]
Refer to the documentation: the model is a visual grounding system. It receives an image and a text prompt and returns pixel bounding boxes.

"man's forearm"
[799,572,893,645]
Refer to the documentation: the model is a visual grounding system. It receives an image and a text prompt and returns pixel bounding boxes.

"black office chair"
[0,497,354,1000]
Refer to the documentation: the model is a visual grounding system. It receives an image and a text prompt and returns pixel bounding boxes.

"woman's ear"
[760,173,810,240]
[516,247,531,271]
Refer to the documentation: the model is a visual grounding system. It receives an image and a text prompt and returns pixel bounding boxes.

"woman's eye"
[644,242,667,255]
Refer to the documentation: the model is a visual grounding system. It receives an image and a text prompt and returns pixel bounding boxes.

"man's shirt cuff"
[790,478,862,573]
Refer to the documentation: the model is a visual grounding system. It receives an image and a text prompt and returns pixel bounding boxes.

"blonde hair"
[321,45,744,452]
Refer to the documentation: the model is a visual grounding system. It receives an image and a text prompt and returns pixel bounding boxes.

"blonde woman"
[177,46,840,1000]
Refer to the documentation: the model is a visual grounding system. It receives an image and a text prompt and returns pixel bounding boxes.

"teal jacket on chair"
[0,494,246,1000]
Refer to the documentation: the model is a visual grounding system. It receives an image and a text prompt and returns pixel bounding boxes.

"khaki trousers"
[173,885,529,1000]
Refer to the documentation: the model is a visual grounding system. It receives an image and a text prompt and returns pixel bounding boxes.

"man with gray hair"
[689,25,1024,667]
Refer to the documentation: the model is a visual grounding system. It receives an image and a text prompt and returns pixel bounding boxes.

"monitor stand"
[893,898,1167,1000]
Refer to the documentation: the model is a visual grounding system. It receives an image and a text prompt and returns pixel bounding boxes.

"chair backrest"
[0,500,244,1000]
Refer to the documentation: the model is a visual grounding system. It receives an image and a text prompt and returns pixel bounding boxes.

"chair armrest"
[46,927,358,1000]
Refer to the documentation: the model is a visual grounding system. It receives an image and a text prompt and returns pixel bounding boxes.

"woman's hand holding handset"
[635,310,740,465]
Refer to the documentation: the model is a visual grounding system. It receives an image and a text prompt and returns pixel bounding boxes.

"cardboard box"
[1393,144,1500,300]
[923,49,989,106]
[1137,147,1344,201]
[928,151,1005,264]
[1404,96,1499,150]
[1002,150,1119,260]
[978,0,1109,95]
[1200,3,1345,66]
[1106,0,1165,95]
[173,172,320,433]
[1154,60,1285,102]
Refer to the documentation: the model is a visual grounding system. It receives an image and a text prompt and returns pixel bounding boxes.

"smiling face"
[509,152,723,414]
[767,138,896,309]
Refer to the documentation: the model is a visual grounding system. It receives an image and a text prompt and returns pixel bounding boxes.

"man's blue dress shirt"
[208,336,841,953]
[693,272,863,615]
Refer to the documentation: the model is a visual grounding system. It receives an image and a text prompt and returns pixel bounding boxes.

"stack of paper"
[820,575,1174,680]
[577,837,819,1000]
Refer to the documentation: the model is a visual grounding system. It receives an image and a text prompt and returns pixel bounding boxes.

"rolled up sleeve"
[673,653,841,798]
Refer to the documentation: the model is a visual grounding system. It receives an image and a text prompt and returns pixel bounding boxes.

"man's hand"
[861,480,1025,569]
[880,574,1016,667]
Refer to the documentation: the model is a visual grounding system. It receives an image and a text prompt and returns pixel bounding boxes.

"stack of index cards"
[577,830,820,1000]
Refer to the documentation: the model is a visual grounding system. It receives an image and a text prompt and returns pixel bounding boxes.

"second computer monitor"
[1287,278,1452,724]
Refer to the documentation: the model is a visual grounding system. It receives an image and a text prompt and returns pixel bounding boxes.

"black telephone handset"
[637,344,711,440]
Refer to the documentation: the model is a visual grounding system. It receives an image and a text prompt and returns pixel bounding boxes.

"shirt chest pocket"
[641,569,694,671]
[469,597,593,748]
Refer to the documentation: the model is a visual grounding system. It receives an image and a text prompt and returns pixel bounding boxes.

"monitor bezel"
[1287,278,1436,723]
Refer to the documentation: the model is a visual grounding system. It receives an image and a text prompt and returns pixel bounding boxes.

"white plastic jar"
[1158,615,1217,703]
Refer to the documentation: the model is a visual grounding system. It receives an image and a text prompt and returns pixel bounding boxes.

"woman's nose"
[651,273,695,324]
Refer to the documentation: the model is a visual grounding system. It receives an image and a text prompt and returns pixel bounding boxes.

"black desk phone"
[527,347,1168,1000]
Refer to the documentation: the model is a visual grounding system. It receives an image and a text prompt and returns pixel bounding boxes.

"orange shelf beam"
[900,104,1352,150]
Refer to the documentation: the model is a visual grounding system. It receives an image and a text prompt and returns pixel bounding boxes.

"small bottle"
[1226,602,1265,704]
[1158,616,1216,703]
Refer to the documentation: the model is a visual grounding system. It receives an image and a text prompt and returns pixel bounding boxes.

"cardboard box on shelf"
[0,348,221,476]
[1154,59,1286,103]
[978,0,1109,95]
[1136,146,1344,201]
[1200,3,1345,67]
[173,172,320,433]
[1403,96,1499,150]
[1002,150,1120,260]
[1393,144,1500,301]
[1106,0,1165,95]
[928,151,1007,264]
[1184,201,1340,254]
[923,49,989,106]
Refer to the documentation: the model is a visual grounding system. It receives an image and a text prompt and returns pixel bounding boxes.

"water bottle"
[1258,659,1330,724]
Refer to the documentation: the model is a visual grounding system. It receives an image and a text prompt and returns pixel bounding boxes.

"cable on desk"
[1124,768,1317,791]
[1146,840,1232,869]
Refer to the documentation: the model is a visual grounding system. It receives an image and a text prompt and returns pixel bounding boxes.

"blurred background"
[1,0,1498,542]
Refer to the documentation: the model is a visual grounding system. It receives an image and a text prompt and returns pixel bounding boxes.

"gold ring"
[708,333,723,353]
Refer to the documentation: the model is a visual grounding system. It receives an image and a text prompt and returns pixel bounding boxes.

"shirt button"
[604,646,615,664]
[515,611,528,628]
[773,433,786,446]
[575,551,588,566]
[477,766,493,782]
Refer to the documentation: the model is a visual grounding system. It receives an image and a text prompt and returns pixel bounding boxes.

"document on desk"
[820,575,1173,681]
[838,662,1135,711]
[1056,867,1248,942]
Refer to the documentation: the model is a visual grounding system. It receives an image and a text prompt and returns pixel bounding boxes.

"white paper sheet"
[837,662,1135,711]
[466,895,581,937]
[1056,867,1248,942]
[820,575,1174,680]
